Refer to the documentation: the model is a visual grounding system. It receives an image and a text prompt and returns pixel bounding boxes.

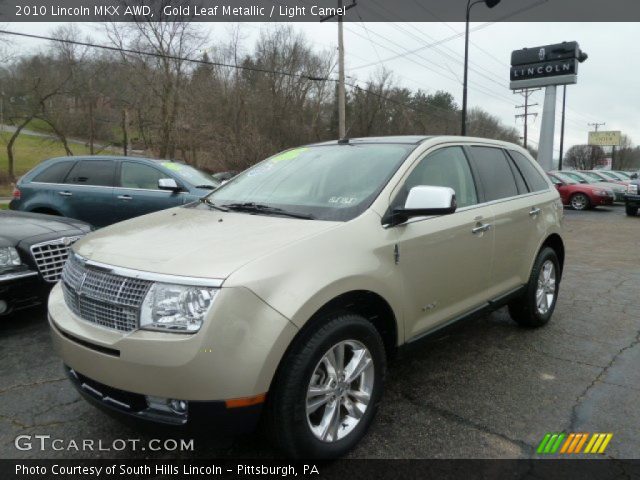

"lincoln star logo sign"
[538,48,546,61]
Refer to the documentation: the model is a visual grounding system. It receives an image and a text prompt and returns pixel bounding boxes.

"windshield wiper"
[224,202,315,220]
[199,197,229,212]
[194,184,217,189]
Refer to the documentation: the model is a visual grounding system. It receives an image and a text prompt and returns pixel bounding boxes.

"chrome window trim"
[383,189,553,228]
[29,181,187,194]
[74,253,224,287]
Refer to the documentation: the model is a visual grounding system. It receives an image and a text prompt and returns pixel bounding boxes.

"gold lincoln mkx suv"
[49,136,564,458]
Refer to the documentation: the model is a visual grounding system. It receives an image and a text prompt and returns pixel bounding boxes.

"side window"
[32,161,75,183]
[120,162,166,190]
[469,147,519,202]
[508,150,549,192]
[64,160,115,187]
[392,146,478,209]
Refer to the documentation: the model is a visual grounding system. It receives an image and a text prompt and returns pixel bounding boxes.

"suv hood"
[74,207,339,280]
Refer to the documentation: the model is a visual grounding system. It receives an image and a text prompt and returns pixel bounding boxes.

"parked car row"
[547,169,637,211]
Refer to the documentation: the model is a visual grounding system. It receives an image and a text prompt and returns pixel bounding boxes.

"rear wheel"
[570,193,590,211]
[265,314,386,458]
[626,205,638,216]
[509,247,560,328]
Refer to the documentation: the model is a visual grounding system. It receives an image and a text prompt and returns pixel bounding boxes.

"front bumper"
[624,193,640,207]
[0,270,47,315]
[48,281,297,410]
[593,195,614,206]
[64,365,263,432]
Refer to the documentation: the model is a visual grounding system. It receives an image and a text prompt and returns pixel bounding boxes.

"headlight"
[595,190,610,196]
[140,283,219,333]
[0,247,21,268]
[628,184,639,194]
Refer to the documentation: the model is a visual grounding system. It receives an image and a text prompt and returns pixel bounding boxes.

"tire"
[626,205,638,216]
[570,193,590,211]
[265,313,386,459]
[508,247,560,328]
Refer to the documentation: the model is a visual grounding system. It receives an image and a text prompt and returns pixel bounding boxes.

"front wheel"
[626,205,638,216]
[265,314,386,458]
[570,193,590,211]
[509,247,560,328]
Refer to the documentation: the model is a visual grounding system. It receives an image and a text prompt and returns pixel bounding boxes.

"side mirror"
[391,186,456,226]
[158,178,180,191]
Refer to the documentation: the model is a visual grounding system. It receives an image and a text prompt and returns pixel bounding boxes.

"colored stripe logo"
[537,433,613,454]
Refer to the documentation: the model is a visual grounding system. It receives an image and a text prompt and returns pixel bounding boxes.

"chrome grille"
[61,254,152,332]
[30,236,82,283]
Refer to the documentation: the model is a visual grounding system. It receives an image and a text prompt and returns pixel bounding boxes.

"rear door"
[59,159,117,227]
[466,146,549,297]
[112,161,187,223]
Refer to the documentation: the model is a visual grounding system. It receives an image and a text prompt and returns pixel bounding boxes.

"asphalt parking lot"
[1,205,639,459]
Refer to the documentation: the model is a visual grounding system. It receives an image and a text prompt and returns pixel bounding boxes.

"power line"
[0,28,465,132]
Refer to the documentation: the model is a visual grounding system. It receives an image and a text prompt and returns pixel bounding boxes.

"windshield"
[553,172,578,184]
[203,144,413,221]
[561,172,589,183]
[582,171,605,181]
[616,171,631,179]
[601,171,623,180]
[161,162,220,188]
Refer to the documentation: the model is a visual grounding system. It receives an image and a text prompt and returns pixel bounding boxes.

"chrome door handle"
[58,191,72,197]
[529,207,541,216]
[117,195,132,200]
[472,223,491,234]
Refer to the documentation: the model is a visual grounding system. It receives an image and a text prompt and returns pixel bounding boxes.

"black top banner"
[2,0,640,22]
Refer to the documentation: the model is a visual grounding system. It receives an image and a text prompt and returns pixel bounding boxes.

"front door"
[391,146,495,341]
[112,161,186,223]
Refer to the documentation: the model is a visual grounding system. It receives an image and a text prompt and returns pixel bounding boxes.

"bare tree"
[564,144,606,170]
[105,4,207,159]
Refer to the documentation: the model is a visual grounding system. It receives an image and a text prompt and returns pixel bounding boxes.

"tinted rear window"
[509,151,549,192]
[33,161,76,183]
[469,147,519,201]
[65,160,116,187]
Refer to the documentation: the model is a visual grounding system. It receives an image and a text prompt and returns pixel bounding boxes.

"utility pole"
[337,0,345,139]
[558,85,567,170]
[514,88,540,149]
[588,122,606,132]
[321,1,357,140]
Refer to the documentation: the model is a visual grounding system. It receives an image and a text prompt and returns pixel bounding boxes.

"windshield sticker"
[270,147,308,163]
[162,162,182,172]
[329,196,357,205]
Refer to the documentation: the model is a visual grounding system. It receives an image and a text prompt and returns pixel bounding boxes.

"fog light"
[169,399,188,414]
[0,300,7,315]
[146,395,188,416]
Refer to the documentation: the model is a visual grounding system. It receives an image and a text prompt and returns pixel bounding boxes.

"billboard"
[588,131,622,146]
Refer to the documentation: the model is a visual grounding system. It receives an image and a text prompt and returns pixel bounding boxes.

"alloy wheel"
[306,340,374,443]
[536,260,556,315]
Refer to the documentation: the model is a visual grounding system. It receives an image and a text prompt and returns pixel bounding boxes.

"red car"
[547,172,614,210]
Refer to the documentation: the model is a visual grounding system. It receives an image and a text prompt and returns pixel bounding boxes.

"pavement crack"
[399,391,534,455]
[0,377,66,396]
[568,329,640,431]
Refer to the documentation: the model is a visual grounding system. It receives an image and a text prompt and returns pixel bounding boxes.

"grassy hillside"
[0,132,92,196]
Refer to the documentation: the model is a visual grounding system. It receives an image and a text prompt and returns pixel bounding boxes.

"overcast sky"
[5,21,640,158]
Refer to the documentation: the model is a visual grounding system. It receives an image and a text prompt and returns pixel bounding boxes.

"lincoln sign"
[510,41,587,90]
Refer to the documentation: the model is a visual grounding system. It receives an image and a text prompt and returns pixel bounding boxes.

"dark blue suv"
[10,156,220,227]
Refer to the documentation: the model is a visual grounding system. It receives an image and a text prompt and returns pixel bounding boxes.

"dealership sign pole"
[510,42,587,171]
